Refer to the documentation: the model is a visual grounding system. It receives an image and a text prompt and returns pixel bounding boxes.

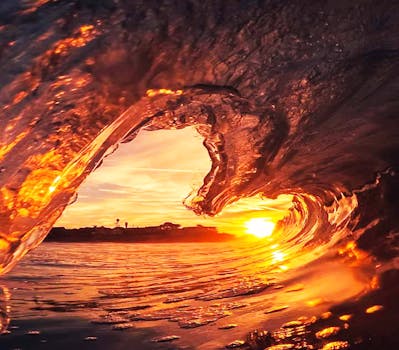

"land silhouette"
[45,222,236,243]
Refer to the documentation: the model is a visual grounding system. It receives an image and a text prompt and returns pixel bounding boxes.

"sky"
[56,127,293,236]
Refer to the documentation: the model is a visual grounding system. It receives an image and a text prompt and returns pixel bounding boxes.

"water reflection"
[247,269,399,350]
[0,241,388,349]
[0,286,10,334]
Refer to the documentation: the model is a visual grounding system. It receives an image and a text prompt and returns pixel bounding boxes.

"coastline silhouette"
[45,223,236,243]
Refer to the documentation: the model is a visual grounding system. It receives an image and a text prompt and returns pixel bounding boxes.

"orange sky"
[56,127,292,235]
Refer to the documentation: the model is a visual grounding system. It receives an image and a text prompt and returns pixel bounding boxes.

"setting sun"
[245,218,276,238]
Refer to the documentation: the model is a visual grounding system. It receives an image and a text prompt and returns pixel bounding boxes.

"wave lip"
[0,86,283,273]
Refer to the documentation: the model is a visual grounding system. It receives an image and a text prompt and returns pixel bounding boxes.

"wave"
[0,0,399,276]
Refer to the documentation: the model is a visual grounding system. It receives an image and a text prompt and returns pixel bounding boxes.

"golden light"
[272,250,285,262]
[365,305,383,314]
[245,218,275,238]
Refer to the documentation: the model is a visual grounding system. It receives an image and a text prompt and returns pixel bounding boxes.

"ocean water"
[1,3,399,348]
[0,241,387,350]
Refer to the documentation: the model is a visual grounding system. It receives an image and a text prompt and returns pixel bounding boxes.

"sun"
[245,218,275,238]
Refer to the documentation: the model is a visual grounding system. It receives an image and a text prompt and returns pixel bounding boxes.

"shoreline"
[45,225,237,244]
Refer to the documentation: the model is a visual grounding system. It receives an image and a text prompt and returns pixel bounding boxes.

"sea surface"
[0,241,392,350]
[1,2,399,349]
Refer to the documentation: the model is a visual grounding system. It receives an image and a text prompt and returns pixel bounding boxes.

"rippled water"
[1,1,399,349]
[0,241,381,349]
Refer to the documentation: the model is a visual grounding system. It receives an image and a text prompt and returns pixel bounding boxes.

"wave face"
[1,0,399,273]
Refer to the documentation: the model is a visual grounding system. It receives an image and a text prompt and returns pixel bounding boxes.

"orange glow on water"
[53,24,97,55]
[146,88,183,97]
[339,314,353,321]
[365,305,383,314]
[245,218,275,238]
[315,326,341,339]
[321,341,349,350]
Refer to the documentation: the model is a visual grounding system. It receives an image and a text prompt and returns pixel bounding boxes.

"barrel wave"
[1,0,399,299]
